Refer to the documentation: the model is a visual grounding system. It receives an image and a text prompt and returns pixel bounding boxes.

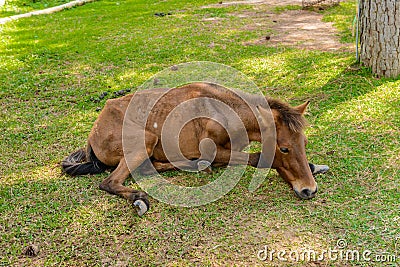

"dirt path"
[207,0,304,7]
[206,0,352,52]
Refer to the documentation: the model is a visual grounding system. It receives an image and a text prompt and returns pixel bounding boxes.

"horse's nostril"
[301,188,316,198]
[301,188,312,197]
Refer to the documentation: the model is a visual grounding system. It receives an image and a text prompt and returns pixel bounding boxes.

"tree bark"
[359,0,400,78]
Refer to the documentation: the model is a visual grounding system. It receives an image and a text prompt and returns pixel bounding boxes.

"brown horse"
[62,82,322,216]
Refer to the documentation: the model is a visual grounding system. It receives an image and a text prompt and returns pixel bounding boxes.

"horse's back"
[87,82,257,165]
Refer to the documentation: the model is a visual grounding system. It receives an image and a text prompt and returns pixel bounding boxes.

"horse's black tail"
[61,146,108,176]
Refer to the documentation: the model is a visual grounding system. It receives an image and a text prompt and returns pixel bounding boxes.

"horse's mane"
[267,98,308,133]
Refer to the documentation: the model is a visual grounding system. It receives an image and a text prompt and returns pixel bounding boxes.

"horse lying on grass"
[62,82,328,216]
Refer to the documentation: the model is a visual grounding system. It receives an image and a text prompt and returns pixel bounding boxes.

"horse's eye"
[280,147,289,154]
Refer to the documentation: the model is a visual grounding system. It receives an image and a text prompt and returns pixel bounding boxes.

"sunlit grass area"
[1,0,399,266]
[0,0,71,17]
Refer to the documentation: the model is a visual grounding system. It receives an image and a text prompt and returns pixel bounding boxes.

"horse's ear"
[294,101,310,115]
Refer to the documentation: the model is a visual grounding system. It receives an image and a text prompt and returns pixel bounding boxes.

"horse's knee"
[248,153,261,167]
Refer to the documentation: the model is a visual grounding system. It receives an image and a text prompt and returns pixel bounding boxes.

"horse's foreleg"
[139,160,210,175]
[214,147,260,167]
[140,149,259,175]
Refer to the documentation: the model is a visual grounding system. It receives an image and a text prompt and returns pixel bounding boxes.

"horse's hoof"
[197,160,212,173]
[313,164,329,175]
[133,199,148,217]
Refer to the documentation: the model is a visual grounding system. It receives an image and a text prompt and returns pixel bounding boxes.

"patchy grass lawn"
[0,0,399,266]
[0,0,71,18]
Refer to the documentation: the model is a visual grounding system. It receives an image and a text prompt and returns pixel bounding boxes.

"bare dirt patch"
[204,0,352,52]
[244,9,351,51]
[206,0,303,7]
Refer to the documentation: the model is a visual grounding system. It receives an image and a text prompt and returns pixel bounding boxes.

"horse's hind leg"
[99,132,158,216]
[99,158,146,200]
[99,157,150,216]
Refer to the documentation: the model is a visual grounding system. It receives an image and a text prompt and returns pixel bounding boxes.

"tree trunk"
[359,0,400,78]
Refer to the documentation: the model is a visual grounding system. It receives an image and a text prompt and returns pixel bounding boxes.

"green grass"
[273,4,302,14]
[0,0,71,18]
[1,0,399,266]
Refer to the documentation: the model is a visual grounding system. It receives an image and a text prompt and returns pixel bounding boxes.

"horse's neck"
[204,86,267,142]
[220,104,263,146]
[233,94,266,143]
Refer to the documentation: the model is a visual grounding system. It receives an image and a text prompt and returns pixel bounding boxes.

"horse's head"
[257,100,317,200]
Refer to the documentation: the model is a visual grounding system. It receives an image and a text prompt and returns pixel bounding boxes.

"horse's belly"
[151,123,202,162]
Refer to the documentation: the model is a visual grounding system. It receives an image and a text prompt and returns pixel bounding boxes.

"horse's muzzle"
[294,186,317,200]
